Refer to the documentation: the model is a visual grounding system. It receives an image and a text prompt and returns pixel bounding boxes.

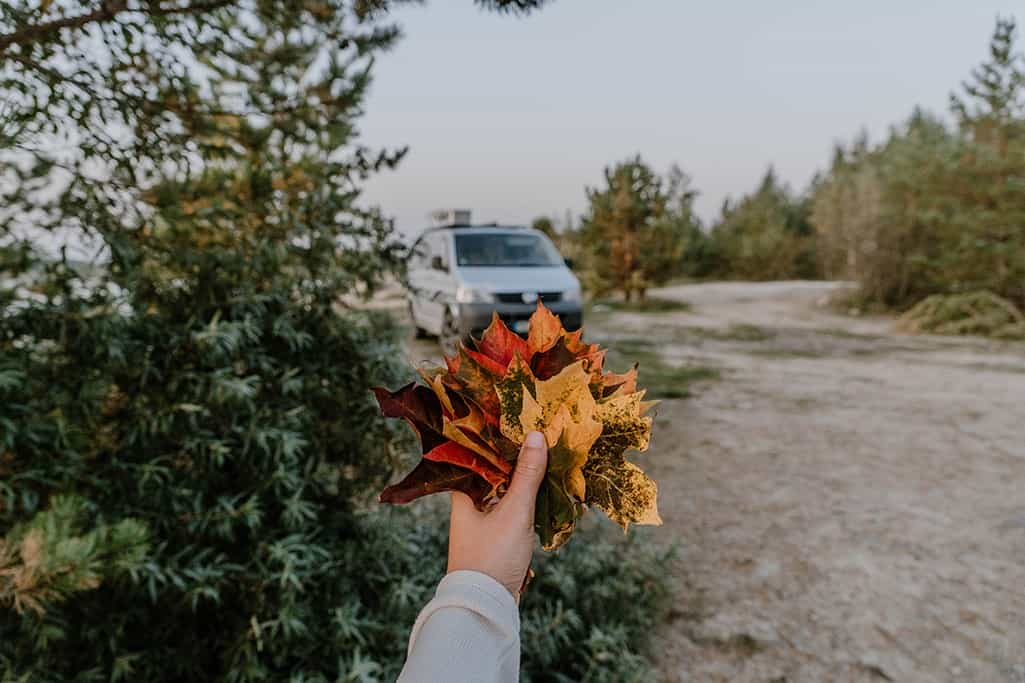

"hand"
[447,431,548,601]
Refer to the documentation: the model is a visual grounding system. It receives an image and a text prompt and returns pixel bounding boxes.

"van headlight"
[455,285,493,303]
[563,287,582,302]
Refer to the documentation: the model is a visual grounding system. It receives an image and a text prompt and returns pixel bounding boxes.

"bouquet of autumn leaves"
[373,303,661,551]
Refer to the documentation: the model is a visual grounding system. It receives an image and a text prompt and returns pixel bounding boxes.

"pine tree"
[531,215,557,238]
[950,17,1025,136]
[945,16,1025,305]
[809,141,884,281]
[708,167,817,281]
[643,164,707,283]
[0,1,555,680]
[579,156,697,300]
[810,18,1025,309]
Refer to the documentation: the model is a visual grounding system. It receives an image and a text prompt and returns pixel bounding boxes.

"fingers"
[499,431,548,517]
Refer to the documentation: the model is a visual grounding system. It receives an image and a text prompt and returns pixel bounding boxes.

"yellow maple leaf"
[515,361,595,440]
[584,391,661,530]
[496,357,658,548]
[584,458,662,529]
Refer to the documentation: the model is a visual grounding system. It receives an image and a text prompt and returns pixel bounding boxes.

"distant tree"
[709,167,817,281]
[648,165,707,281]
[477,0,553,11]
[950,16,1025,138]
[548,209,583,267]
[531,215,557,238]
[945,16,1025,306]
[810,134,879,280]
[811,110,952,302]
[579,157,697,300]
[562,208,576,233]
[811,17,1025,309]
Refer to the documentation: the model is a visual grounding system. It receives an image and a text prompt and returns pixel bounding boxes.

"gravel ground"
[616,282,1025,683]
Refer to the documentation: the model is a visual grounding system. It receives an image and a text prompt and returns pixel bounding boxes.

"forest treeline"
[550,18,1025,328]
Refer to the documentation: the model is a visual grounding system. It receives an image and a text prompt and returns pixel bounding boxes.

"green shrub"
[898,291,1025,339]
[3,1,400,679]
[2,284,675,680]
[521,523,675,683]
[1,288,413,679]
[1,2,674,680]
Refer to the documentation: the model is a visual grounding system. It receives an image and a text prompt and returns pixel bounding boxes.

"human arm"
[397,431,548,683]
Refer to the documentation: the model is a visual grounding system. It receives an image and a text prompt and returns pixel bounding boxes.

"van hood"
[455,266,580,294]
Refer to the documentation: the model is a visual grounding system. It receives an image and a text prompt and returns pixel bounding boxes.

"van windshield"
[454,233,563,267]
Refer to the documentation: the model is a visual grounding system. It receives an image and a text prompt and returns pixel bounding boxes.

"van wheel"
[409,303,429,339]
[439,310,462,355]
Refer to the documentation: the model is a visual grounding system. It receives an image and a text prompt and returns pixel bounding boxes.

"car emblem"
[521,291,538,304]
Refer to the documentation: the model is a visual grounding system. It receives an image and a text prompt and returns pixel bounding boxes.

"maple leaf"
[371,383,447,454]
[534,429,587,551]
[585,391,660,530]
[380,457,495,508]
[372,302,661,550]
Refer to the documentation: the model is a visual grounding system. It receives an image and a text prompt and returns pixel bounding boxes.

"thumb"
[500,431,548,515]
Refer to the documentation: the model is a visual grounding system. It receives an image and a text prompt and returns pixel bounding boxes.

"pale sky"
[358,0,1019,234]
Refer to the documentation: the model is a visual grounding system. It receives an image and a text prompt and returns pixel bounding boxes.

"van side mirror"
[563,257,575,269]
[431,255,447,271]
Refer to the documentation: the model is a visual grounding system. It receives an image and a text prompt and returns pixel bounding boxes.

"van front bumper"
[456,302,583,338]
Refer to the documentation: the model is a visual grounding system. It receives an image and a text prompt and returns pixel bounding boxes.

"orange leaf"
[526,302,564,355]
[421,371,457,418]
[600,366,639,398]
[474,312,529,369]
[462,347,508,377]
[494,353,538,444]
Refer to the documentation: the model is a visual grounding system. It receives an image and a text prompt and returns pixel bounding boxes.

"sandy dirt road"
[610,282,1025,683]
[399,280,1025,683]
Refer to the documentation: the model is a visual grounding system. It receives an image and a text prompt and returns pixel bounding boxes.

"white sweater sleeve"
[397,570,520,683]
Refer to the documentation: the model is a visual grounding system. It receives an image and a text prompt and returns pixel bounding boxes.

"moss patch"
[749,347,825,359]
[588,297,692,315]
[674,324,775,342]
[603,337,720,399]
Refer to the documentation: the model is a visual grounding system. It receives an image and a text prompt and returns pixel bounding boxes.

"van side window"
[410,237,428,269]
[429,232,449,271]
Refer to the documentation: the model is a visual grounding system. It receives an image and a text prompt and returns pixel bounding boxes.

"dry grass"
[898,291,1025,339]
[589,297,692,314]
[604,338,720,399]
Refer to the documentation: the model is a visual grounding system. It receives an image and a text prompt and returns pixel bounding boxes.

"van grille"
[495,291,562,304]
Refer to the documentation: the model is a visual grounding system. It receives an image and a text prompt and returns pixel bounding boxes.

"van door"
[408,235,431,333]
[432,232,457,323]
[417,231,451,335]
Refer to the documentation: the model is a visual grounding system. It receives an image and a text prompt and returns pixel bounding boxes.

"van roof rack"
[426,222,523,231]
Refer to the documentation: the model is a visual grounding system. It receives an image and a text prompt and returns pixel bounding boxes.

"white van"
[407,224,582,349]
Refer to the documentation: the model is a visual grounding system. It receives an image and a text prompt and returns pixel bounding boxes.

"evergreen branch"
[5,51,347,122]
[0,0,129,53]
[0,0,234,54]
